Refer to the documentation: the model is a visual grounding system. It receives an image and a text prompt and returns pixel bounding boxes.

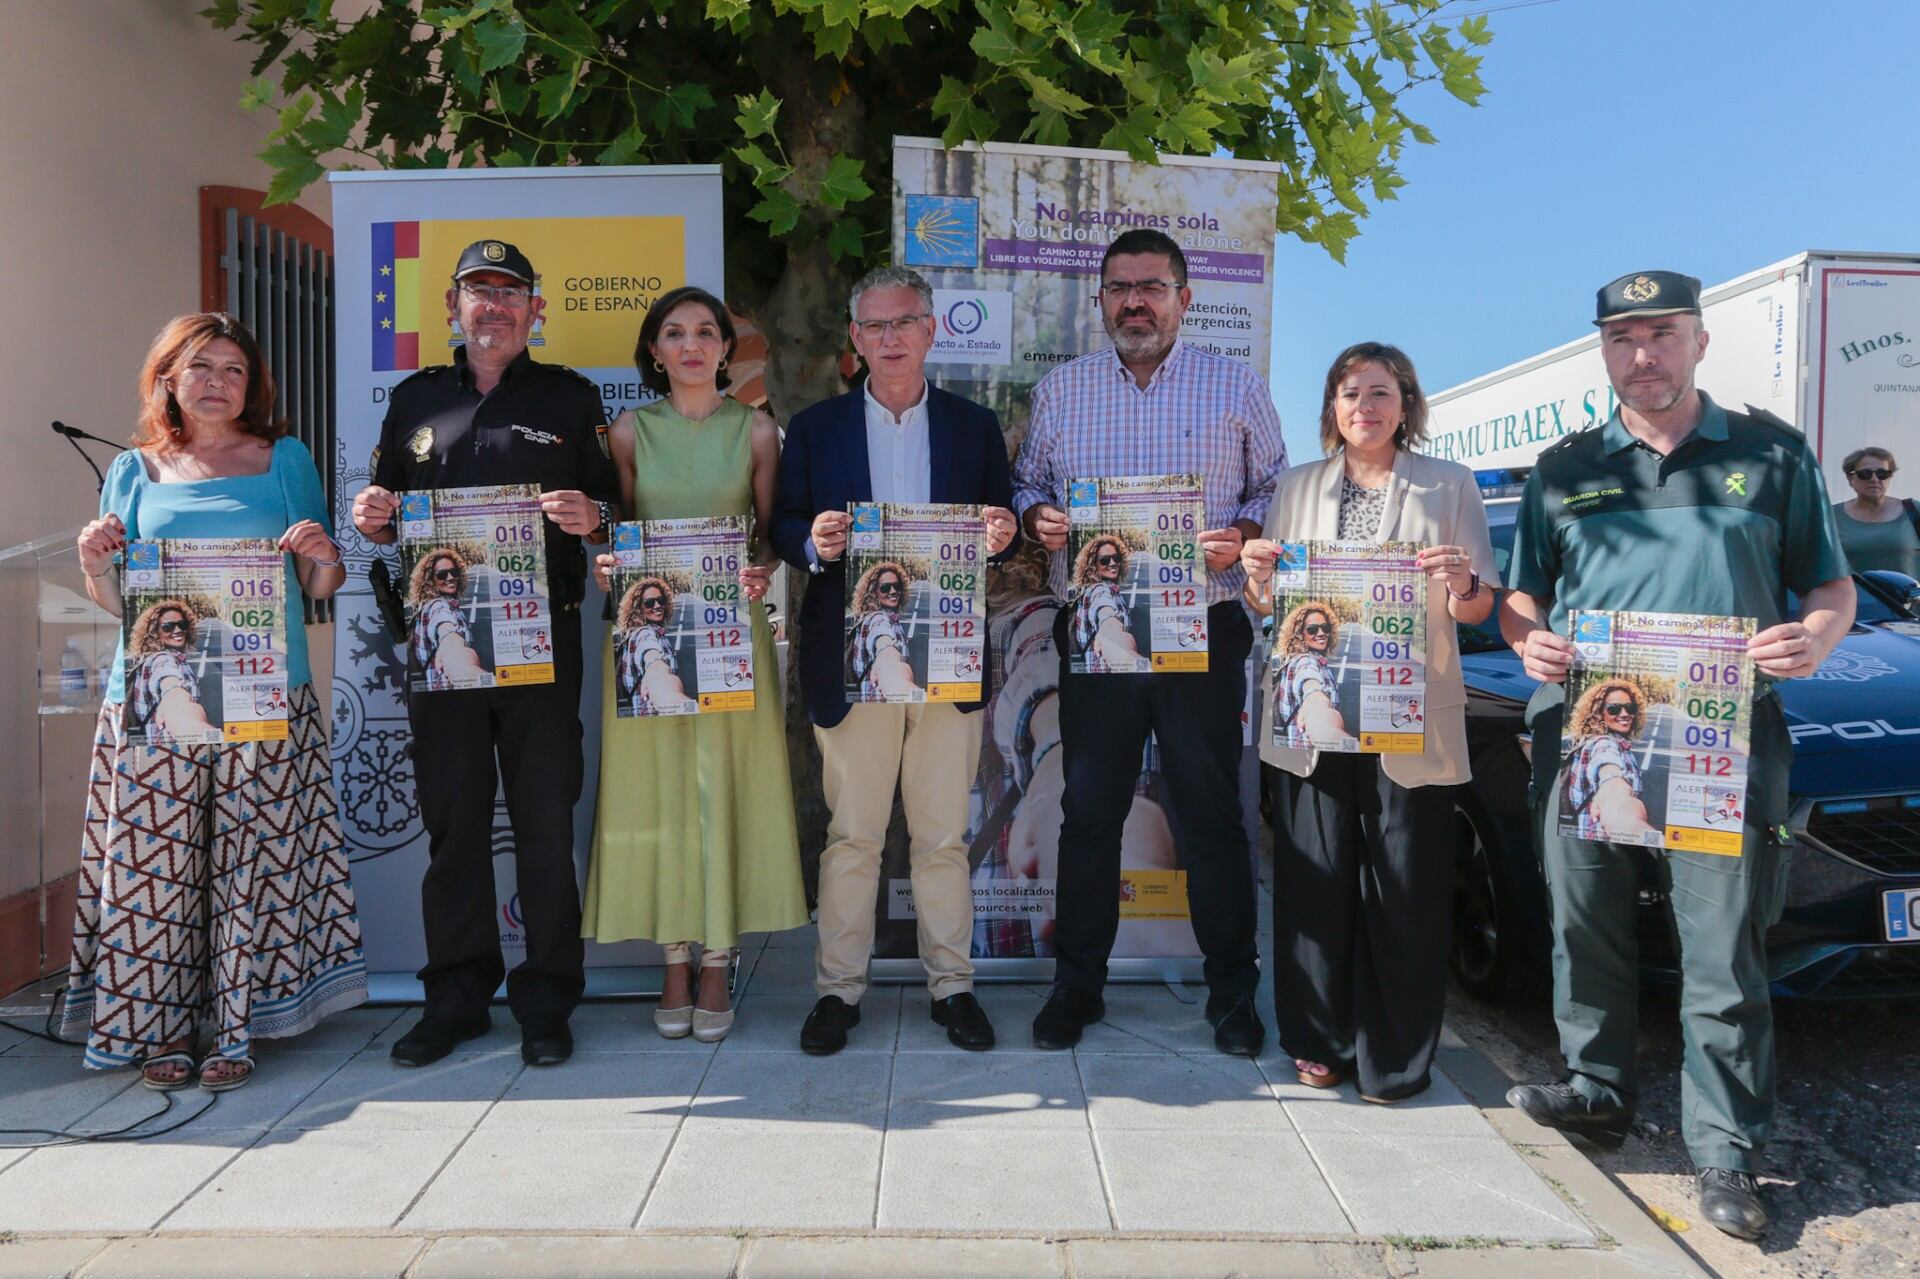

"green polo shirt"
[1510,393,1849,637]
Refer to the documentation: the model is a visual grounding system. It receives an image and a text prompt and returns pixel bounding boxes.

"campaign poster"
[120,538,289,747]
[891,136,1282,426]
[609,517,753,716]
[396,484,553,692]
[1560,610,1758,854]
[844,503,987,704]
[1064,474,1207,674]
[1268,541,1426,754]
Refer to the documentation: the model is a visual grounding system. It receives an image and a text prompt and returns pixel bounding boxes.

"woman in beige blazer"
[1242,343,1498,1103]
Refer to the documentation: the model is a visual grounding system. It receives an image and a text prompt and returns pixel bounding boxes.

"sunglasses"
[1302,622,1333,637]
[432,566,462,581]
[1094,553,1124,567]
[1849,467,1895,481]
[875,579,904,593]
[1602,702,1637,716]
[640,595,669,609]
[157,619,191,635]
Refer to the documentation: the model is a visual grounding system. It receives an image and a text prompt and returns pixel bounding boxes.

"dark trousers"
[1270,754,1450,1100]
[408,608,586,1024]
[1052,600,1259,999]
[1533,690,1792,1173]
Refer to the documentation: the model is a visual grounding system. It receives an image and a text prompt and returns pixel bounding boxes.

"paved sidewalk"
[0,924,1705,1278]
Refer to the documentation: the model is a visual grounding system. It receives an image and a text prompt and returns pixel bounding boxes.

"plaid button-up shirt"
[1012,341,1287,603]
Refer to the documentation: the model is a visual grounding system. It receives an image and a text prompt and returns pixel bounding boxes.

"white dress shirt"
[863,378,931,504]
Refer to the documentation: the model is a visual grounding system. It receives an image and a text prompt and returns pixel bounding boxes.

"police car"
[1451,468,1920,1003]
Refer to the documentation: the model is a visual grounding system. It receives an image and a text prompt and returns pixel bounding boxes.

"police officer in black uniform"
[352,240,619,1069]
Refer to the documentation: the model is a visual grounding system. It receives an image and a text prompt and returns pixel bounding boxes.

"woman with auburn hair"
[1271,600,1348,747]
[1242,341,1497,1104]
[847,559,919,699]
[1563,677,1657,842]
[124,598,219,743]
[66,313,364,1092]
[584,286,805,1043]
[407,547,485,689]
[616,575,693,713]
[1068,534,1143,672]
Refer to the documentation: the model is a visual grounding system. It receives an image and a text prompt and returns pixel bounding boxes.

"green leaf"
[534,69,579,121]
[263,155,326,206]
[528,0,600,53]
[816,154,873,209]
[276,89,317,135]
[201,0,241,32]
[826,217,865,263]
[331,13,394,75]
[820,0,862,27]
[239,77,276,112]
[492,146,529,167]
[746,187,803,236]
[1165,100,1222,152]
[1018,71,1093,117]
[1098,108,1158,161]
[654,81,716,130]
[599,123,648,166]
[734,89,780,139]
[1022,106,1070,147]
[969,23,1032,68]
[472,16,527,72]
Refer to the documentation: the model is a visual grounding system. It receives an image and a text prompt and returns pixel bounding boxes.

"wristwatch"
[594,500,617,537]
[1447,571,1481,602]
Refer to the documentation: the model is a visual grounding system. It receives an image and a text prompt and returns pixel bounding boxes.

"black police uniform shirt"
[373,347,619,607]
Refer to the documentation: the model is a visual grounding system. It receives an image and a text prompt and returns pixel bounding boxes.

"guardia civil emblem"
[482,241,506,263]
[1725,471,1749,497]
[407,426,434,461]
[1622,275,1659,303]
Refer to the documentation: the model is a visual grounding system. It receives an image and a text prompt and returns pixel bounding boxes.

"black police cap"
[1593,270,1702,326]
[452,239,536,285]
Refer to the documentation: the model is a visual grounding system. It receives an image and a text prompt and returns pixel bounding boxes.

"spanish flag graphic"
[371,221,421,371]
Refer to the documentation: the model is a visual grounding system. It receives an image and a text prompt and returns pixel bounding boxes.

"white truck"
[1424,250,1920,495]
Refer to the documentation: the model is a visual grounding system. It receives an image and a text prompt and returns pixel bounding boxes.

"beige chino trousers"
[813,702,981,1002]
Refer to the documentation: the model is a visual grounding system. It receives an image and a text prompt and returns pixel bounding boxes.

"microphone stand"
[50,421,125,494]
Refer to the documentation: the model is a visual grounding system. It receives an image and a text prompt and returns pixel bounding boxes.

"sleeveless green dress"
[582,397,807,948]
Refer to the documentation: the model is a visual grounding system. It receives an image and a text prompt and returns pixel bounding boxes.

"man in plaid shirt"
[1012,228,1286,1056]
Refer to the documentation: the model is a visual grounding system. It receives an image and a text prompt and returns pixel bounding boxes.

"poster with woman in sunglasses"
[124,597,221,745]
[1560,677,1659,843]
[614,575,696,715]
[847,559,921,700]
[1067,534,1146,674]
[396,483,551,693]
[1272,600,1350,748]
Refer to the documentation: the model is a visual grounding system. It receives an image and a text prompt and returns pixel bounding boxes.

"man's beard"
[1107,313,1175,362]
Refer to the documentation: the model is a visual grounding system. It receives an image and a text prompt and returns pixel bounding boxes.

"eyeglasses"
[1097,280,1182,303]
[1849,467,1895,480]
[432,566,462,581]
[157,619,191,635]
[854,315,930,340]
[640,595,669,610]
[1602,702,1637,717]
[874,579,904,594]
[1302,622,1333,637]
[459,282,532,308]
[1094,553,1124,567]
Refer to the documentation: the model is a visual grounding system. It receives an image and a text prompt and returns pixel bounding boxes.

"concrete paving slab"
[892,989,1038,1053]
[688,1049,890,1129]
[1077,1051,1292,1131]
[739,1236,1063,1278]
[887,1050,1086,1130]
[638,1121,881,1229]
[742,924,818,951]
[0,1057,139,1135]
[1068,1239,1391,1279]
[735,947,818,993]
[72,1049,349,1133]
[567,1001,725,1052]
[1096,1128,1352,1233]
[0,1129,256,1232]
[1070,986,1221,1056]
[413,1235,742,1279]
[1276,1068,1497,1139]
[877,1129,1109,1232]
[1303,1131,1594,1243]
[74,1236,424,1278]
[1505,1142,1709,1277]
[0,1023,76,1058]
[252,1005,404,1055]
[0,1236,111,1279]
[269,1048,521,1130]
[369,1010,525,1059]
[401,1125,673,1229]
[479,1049,709,1130]
[163,1126,467,1229]
[717,990,899,1054]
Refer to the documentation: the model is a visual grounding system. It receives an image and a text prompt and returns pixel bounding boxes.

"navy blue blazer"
[772,384,1017,729]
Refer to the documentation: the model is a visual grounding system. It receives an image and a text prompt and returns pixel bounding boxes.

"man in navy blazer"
[772,265,1018,1055]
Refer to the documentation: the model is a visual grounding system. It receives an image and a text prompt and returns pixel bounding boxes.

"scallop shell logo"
[1622,275,1660,303]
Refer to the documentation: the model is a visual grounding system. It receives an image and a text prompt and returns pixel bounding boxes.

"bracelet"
[310,556,343,569]
[1447,571,1481,602]
[85,564,116,579]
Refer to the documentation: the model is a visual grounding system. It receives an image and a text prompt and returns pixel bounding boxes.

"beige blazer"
[1255,449,1499,787]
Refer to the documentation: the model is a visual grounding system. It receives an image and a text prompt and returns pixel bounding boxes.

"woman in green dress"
[586,286,807,1042]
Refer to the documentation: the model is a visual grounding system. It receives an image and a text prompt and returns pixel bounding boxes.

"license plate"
[1884,888,1920,943]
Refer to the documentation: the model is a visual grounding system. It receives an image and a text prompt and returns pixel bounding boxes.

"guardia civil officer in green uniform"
[1498,271,1855,1241]
[352,240,620,1071]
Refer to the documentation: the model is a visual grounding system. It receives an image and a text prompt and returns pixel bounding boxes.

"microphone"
[51,420,124,493]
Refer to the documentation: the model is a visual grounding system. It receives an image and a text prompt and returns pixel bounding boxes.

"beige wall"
[0,0,330,552]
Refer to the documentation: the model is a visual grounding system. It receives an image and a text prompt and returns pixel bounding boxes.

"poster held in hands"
[844,503,987,704]
[121,537,290,747]
[1267,541,1425,754]
[397,483,553,693]
[609,516,754,717]
[1560,609,1757,854]
[1064,474,1207,675]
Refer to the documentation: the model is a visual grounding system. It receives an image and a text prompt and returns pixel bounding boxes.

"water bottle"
[59,638,89,706]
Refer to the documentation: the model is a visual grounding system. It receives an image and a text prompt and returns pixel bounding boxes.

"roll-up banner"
[327,167,724,1001]
[885,138,1282,980]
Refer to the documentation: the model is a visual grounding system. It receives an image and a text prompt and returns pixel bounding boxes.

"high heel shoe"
[654,1004,693,1039]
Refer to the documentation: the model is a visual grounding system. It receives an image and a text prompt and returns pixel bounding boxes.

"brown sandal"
[198,1057,254,1092]
[140,1050,197,1091]
[1295,1060,1344,1089]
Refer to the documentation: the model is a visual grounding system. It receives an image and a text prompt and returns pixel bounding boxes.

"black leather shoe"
[1505,1080,1631,1148]
[390,1013,490,1067]
[1698,1168,1769,1240]
[1205,994,1266,1057]
[931,991,995,1051]
[799,995,860,1056]
[521,1017,573,1067]
[1031,984,1104,1050]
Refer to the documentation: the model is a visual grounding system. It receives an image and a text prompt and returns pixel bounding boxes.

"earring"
[653,359,665,372]
[717,358,729,371]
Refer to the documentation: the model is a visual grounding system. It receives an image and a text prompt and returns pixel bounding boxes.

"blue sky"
[1265,0,1920,462]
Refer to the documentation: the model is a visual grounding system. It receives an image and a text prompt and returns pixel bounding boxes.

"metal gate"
[199,186,336,622]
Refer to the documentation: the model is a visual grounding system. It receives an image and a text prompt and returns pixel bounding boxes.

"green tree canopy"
[210,0,1489,412]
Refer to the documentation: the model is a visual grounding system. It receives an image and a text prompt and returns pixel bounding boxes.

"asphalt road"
[1448,981,1920,1279]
